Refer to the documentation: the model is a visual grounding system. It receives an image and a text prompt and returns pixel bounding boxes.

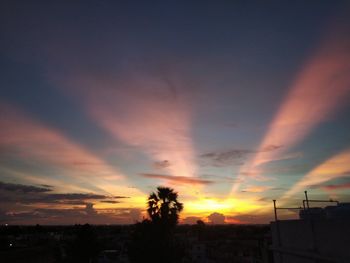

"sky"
[1,1,350,225]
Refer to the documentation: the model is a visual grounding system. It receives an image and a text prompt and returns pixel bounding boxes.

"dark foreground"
[0,224,272,263]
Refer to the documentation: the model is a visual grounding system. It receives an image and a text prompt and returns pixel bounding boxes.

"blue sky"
[1,1,350,224]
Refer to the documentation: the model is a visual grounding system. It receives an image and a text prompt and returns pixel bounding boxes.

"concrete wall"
[271,219,350,263]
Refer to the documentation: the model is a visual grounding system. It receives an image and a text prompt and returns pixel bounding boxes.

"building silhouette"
[271,192,350,263]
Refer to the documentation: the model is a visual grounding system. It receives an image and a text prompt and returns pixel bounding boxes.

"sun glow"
[184,197,261,216]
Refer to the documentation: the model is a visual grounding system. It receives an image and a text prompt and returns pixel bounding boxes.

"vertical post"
[304,191,310,209]
[273,199,278,221]
[304,191,316,253]
[273,200,283,263]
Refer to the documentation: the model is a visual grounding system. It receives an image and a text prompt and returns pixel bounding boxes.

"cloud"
[271,187,287,191]
[0,181,128,205]
[260,145,283,152]
[309,177,350,191]
[39,184,54,189]
[43,193,111,201]
[281,149,350,200]
[240,171,259,176]
[322,183,350,191]
[201,145,281,167]
[1,206,143,225]
[0,181,141,224]
[0,181,52,193]
[251,33,350,168]
[85,203,96,215]
[241,185,271,193]
[100,200,120,204]
[181,216,203,224]
[257,197,270,202]
[340,170,350,176]
[140,173,214,185]
[231,24,350,194]
[153,160,172,169]
[0,103,145,198]
[57,200,88,205]
[226,213,273,224]
[208,212,225,224]
[41,193,125,204]
[200,174,238,183]
[201,149,251,166]
[57,71,197,182]
[255,152,303,166]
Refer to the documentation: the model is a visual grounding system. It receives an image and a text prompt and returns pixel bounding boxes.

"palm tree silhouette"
[128,186,184,263]
[147,186,183,227]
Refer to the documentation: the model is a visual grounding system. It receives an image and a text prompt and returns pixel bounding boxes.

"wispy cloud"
[256,152,303,166]
[281,149,350,200]
[231,23,350,194]
[253,32,350,168]
[0,103,123,180]
[241,185,271,193]
[322,183,350,191]
[0,181,52,193]
[0,181,127,206]
[100,200,121,204]
[153,160,172,169]
[0,180,143,223]
[201,145,281,167]
[59,72,197,183]
[0,103,146,199]
[140,173,214,185]
[200,149,251,166]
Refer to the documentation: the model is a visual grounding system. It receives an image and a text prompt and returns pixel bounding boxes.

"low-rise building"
[271,195,350,263]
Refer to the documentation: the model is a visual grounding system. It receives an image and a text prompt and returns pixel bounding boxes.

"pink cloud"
[241,185,270,193]
[0,103,125,193]
[281,149,350,200]
[60,72,197,181]
[140,173,214,185]
[231,24,350,193]
[254,28,350,166]
[322,183,350,191]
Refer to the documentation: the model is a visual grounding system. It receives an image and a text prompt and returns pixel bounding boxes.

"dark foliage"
[128,187,184,263]
[147,186,184,227]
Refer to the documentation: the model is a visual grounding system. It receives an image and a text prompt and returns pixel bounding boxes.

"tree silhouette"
[147,186,183,227]
[128,186,184,263]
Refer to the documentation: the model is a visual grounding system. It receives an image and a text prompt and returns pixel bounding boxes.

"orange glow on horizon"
[184,197,262,215]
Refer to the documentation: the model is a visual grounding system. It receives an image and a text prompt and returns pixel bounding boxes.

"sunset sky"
[1,1,350,224]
